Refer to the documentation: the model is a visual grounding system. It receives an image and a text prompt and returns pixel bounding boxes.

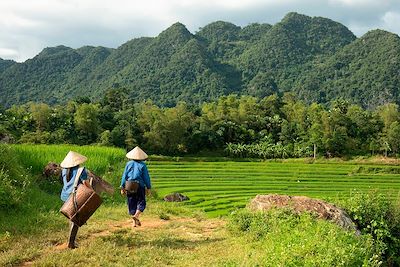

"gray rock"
[164,193,190,202]
[249,194,359,234]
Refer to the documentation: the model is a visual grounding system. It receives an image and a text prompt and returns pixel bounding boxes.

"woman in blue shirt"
[120,146,151,227]
[60,151,89,249]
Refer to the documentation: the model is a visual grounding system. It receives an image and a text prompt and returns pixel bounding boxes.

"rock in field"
[249,194,359,233]
[164,193,190,202]
[43,162,62,180]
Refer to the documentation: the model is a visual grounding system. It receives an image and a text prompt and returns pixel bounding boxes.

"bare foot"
[132,217,141,227]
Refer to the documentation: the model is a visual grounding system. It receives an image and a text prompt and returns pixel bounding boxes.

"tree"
[99,130,112,146]
[376,103,399,132]
[74,103,100,144]
[30,103,51,131]
[309,123,323,158]
[387,121,400,154]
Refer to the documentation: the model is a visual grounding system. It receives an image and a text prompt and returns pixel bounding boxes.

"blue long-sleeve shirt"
[60,166,88,202]
[120,160,151,189]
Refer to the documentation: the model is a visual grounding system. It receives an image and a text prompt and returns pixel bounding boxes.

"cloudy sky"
[1,0,399,62]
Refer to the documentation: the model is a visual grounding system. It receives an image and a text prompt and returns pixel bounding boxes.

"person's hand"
[145,189,151,196]
[120,188,126,196]
[84,180,92,188]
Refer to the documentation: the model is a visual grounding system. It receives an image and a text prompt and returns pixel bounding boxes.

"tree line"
[1,89,400,158]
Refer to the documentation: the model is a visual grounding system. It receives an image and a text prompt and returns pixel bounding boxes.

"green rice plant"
[11,144,125,175]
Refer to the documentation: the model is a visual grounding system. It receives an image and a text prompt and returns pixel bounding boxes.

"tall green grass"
[11,144,126,175]
[0,144,29,210]
[228,209,377,266]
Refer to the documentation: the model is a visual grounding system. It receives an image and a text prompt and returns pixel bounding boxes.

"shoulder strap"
[72,167,84,193]
[72,167,84,212]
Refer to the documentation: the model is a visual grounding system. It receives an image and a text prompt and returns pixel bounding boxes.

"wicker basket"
[60,184,102,227]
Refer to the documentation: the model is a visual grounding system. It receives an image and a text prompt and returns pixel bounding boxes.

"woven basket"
[60,184,102,227]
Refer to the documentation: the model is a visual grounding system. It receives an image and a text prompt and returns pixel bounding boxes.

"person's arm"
[143,164,151,190]
[80,167,91,187]
[120,163,130,189]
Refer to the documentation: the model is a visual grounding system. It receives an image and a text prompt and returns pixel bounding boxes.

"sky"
[1,0,399,62]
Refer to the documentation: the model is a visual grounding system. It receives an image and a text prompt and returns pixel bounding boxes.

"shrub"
[0,145,29,211]
[225,141,312,159]
[339,190,400,265]
[228,208,377,266]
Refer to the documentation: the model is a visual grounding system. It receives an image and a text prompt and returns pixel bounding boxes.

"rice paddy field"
[9,144,400,217]
[149,160,400,216]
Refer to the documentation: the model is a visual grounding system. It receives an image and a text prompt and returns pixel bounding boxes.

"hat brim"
[60,151,87,168]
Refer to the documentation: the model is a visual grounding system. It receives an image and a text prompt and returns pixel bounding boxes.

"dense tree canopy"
[1,13,399,109]
[1,91,399,158]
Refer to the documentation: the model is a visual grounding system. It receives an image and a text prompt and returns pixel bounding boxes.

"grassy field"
[148,160,400,216]
[8,144,400,217]
[2,144,400,266]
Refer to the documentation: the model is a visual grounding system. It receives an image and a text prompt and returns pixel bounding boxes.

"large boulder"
[249,194,359,233]
[164,193,190,202]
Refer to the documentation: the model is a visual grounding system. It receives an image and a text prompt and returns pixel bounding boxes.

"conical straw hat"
[126,146,148,160]
[60,151,87,168]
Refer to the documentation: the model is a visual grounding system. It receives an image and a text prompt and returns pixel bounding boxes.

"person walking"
[60,151,89,249]
[120,146,152,227]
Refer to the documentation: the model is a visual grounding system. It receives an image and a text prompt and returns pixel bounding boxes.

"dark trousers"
[127,186,146,215]
[68,222,79,247]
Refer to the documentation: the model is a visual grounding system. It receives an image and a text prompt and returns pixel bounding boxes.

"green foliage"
[136,101,195,154]
[225,141,312,159]
[74,103,100,144]
[1,13,398,109]
[0,145,29,211]
[1,93,398,158]
[339,191,400,265]
[11,144,125,175]
[295,30,400,108]
[228,208,377,266]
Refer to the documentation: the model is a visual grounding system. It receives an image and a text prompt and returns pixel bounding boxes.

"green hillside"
[1,12,399,108]
[294,30,400,109]
[0,58,16,73]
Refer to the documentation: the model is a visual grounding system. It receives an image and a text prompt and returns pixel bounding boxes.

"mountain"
[0,58,16,73]
[239,13,356,93]
[0,12,399,108]
[293,29,400,109]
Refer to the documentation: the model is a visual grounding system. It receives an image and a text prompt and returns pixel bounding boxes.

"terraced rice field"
[9,144,400,217]
[148,160,400,216]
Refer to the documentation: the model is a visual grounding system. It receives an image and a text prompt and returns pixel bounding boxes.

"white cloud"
[0,48,18,58]
[0,0,399,62]
[329,0,388,7]
[381,11,400,33]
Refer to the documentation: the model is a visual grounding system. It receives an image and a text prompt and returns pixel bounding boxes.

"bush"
[339,190,400,265]
[225,141,312,159]
[0,145,29,211]
[228,208,377,266]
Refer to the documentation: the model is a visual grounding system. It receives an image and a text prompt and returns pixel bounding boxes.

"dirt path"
[18,216,197,266]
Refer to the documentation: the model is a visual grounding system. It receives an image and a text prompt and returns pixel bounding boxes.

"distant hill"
[0,12,399,108]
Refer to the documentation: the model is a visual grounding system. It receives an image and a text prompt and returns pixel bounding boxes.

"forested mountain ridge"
[0,58,16,73]
[293,29,400,109]
[0,12,399,108]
